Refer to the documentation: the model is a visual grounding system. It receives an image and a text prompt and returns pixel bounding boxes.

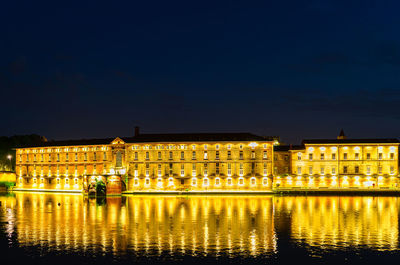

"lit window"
[168,177,174,186]
[215,177,220,186]
[250,177,256,186]
[157,178,163,187]
[203,178,209,186]
[192,177,197,186]
[146,152,149,160]
[158,164,162,176]
[134,178,139,186]
[320,167,325,175]
[263,151,267,159]
[262,177,268,186]
[192,163,196,176]
[332,167,336,175]
[238,177,244,186]
[366,166,371,175]
[227,177,232,186]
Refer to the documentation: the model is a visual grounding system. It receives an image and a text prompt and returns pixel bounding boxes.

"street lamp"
[7,155,12,171]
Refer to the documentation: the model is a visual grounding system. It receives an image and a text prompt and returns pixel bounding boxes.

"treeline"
[0,134,47,171]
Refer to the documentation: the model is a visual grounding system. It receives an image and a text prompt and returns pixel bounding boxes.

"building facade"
[283,138,400,189]
[14,133,276,193]
[13,131,400,193]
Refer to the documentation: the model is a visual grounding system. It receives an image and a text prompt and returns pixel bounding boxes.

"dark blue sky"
[1,0,400,144]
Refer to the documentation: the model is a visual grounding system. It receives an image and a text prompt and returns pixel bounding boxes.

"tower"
[337,129,346,140]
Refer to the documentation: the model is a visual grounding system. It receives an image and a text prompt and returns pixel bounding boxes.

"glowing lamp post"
[7,155,12,171]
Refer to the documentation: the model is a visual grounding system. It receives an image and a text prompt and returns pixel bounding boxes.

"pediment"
[111,137,125,145]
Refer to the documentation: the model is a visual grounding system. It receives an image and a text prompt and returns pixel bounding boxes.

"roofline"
[15,137,276,149]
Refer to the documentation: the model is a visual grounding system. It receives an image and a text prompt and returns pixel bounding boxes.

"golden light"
[203,177,209,187]
[191,177,197,186]
[157,178,163,187]
[249,142,258,149]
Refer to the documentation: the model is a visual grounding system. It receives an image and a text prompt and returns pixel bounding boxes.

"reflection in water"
[0,193,399,259]
[3,193,276,257]
[274,196,399,251]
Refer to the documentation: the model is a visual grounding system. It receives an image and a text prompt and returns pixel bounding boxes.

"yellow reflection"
[9,193,276,256]
[274,196,399,250]
[6,193,399,256]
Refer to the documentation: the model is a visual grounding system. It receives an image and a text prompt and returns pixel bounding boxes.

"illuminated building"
[14,130,276,193]
[286,131,400,189]
[13,129,400,193]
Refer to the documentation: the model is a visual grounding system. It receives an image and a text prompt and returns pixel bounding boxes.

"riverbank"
[9,188,400,196]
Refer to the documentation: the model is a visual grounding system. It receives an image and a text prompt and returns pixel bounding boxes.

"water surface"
[1,193,400,264]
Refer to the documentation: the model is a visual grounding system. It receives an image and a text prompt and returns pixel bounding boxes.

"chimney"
[134,126,140,137]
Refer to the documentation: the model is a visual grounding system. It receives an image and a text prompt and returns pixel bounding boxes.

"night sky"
[2,0,400,144]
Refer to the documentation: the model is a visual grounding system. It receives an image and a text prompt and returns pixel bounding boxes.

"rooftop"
[20,133,275,148]
[302,138,400,144]
[122,133,273,143]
